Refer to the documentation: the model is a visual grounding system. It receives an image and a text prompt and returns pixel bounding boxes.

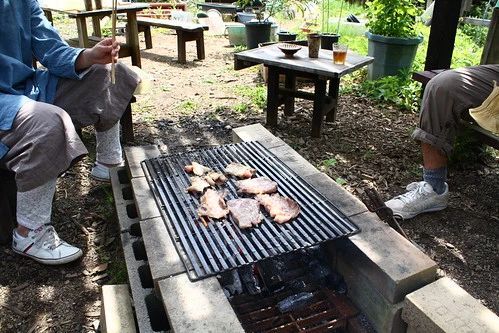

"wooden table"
[42,3,148,68]
[234,44,374,137]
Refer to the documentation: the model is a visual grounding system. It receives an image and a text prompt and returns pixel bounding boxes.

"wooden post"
[481,7,499,65]
[424,0,463,70]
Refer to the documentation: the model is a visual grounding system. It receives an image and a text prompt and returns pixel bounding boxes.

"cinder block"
[232,123,286,149]
[158,274,245,333]
[124,145,161,179]
[334,211,437,304]
[131,177,161,220]
[403,277,499,333]
[304,172,368,217]
[100,284,136,333]
[110,167,139,232]
[336,252,406,333]
[140,217,186,288]
[268,144,320,178]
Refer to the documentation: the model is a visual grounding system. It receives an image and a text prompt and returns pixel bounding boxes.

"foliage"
[235,85,267,109]
[365,0,423,38]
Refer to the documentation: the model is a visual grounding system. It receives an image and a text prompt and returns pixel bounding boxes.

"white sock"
[95,122,123,165]
[17,178,57,231]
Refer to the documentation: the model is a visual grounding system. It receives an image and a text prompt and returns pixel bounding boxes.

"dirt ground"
[0,29,497,332]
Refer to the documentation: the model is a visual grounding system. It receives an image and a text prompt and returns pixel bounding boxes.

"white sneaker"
[12,225,83,265]
[91,161,123,182]
[385,181,449,220]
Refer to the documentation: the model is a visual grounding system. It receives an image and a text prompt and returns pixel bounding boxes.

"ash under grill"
[142,141,359,280]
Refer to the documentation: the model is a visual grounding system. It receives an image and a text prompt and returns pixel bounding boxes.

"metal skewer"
[111,0,117,84]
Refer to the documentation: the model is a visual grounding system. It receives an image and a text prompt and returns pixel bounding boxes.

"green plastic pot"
[245,21,272,49]
[366,32,423,80]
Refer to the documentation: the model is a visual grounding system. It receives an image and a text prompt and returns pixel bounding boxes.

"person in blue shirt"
[0,0,139,264]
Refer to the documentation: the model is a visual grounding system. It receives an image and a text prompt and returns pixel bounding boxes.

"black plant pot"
[320,34,340,50]
[277,31,298,42]
[245,21,272,49]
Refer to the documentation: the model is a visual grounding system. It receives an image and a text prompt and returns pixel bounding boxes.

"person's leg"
[53,62,140,181]
[386,65,499,219]
[0,101,86,264]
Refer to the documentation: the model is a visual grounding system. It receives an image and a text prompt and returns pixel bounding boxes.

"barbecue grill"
[142,141,359,281]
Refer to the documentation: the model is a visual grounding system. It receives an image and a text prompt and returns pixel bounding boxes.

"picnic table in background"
[234,43,374,138]
[42,2,149,68]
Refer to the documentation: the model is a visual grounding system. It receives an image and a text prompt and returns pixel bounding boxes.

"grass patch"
[235,85,267,109]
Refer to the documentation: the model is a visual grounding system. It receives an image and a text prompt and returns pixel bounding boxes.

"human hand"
[75,38,120,71]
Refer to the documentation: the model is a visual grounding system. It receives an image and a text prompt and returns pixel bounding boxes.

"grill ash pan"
[142,141,359,281]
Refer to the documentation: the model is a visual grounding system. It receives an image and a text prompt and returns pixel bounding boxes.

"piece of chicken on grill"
[227,198,263,229]
[184,161,212,176]
[186,176,211,194]
[256,193,300,224]
[198,189,229,219]
[204,171,228,186]
[236,177,278,195]
[224,162,257,179]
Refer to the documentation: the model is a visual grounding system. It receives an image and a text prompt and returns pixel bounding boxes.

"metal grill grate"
[142,141,359,281]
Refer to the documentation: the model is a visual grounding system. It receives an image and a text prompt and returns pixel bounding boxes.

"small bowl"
[277,43,302,58]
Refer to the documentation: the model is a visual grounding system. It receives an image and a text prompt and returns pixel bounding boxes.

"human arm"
[75,38,120,72]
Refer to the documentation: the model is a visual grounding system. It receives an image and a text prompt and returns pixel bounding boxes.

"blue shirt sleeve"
[30,0,84,79]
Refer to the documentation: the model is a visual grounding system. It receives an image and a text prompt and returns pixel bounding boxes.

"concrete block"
[131,177,161,220]
[100,284,136,333]
[124,145,161,179]
[403,277,499,333]
[304,172,368,217]
[268,144,320,178]
[110,167,139,232]
[140,217,186,287]
[334,211,437,304]
[336,252,406,333]
[232,123,286,149]
[158,274,245,333]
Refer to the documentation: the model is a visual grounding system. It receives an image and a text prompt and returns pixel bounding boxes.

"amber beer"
[333,50,347,64]
[332,43,348,65]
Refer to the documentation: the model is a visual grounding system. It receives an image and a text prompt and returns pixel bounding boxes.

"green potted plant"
[235,0,274,49]
[365,0,424,79]
[320,0,342,50]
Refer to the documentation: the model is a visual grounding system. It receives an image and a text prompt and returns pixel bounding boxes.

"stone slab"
[232,123,286,149]
[334,211,437,304]
[124,145,161,179]
[158,274,244,333]
[140,217,186,287]
[268,144,320,178]
[100,284,136,333]
[403,277,499,333]
[131,177,161,221]
[303,172,367,217]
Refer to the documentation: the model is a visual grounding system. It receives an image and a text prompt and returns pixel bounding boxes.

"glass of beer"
[333,43,348,65]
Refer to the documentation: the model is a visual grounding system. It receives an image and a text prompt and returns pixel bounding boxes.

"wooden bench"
[412,69,499,150]
[137,18,209,64]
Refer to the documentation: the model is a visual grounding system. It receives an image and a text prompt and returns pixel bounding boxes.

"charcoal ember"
[219,269,243,298]
[239,265,261,295]
[284,279,307,293]
[336,280,348,295]
[325,271,343,289]
[277,292,314,313]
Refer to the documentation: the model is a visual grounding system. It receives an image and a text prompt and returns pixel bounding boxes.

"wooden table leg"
[325,77,340,122]
[76,17,90,48]
[196,31,205,60]
[266,66,280,127]
[283,73,296,116]
[311,78,327,137]
[126,12,141,68]
[177,30,187,64]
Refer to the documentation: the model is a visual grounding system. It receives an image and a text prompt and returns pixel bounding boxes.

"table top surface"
[42,3,149,17]
[235,43,374,78]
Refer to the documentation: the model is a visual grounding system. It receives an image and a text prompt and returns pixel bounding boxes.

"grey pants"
[412,64,499,157]
[0,63,139,192]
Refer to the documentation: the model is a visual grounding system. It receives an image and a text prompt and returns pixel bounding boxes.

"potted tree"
[236,0,274,49]
[365,0,424,79]
[320,0,342,50]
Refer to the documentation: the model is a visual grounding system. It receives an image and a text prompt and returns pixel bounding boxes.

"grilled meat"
[186,176,211,194]
[185,162,212,176]
[224,162,257,179]
[256,194,300,224]
[198,189,229,219]
[204,171,228,186]
[227,198,263,229]
[236,177,278,195]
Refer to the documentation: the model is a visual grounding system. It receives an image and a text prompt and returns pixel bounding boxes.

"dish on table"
[277,43,302,58]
